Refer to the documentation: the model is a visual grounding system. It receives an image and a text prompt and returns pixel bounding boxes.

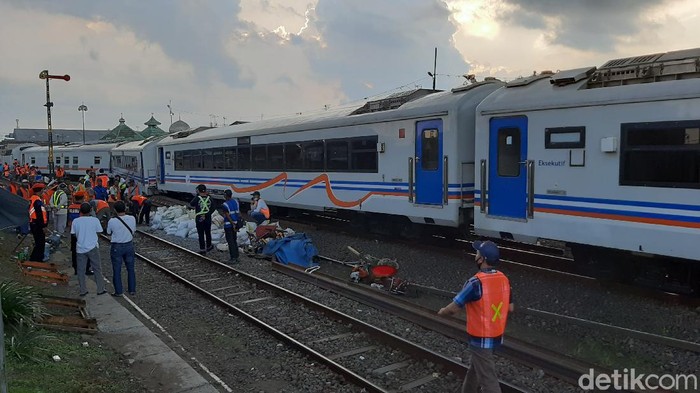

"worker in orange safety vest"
[28,184,49,262]
[438,241,513,393]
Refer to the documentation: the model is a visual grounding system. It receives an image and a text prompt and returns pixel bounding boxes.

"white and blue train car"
[21,143,117,177]
[111,137,162,195]
[474,48,700,291]
[158,83,502,233]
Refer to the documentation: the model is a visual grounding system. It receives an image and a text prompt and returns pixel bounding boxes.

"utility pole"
[427,47,438,90]
[78,103,88,144]
[39,70,70,176]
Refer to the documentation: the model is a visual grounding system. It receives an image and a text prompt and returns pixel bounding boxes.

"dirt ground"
[0,228,151,392]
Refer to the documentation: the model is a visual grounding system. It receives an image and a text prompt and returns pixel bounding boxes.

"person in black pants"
[190,184,213,255]
[28,185,48,262]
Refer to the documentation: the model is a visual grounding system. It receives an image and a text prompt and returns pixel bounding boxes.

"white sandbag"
[216,242,229,252]
[175,227,189,238]
[283,228,295,236]
[186,220,196,230]
[245,222,257,234]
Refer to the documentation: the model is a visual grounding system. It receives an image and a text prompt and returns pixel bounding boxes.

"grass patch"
[6,330,145,393]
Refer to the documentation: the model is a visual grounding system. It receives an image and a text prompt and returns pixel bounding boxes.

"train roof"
[479,47,700,115]
[22,142,118,153]
[111,136,164,153]
[160,81,503,146]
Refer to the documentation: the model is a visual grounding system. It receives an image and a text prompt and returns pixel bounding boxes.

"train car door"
[488,116,528,219]
[415,119,443,205]
[158,147,165,184]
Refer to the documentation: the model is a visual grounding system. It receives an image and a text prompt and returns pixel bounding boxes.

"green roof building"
[101,117,144,142]
[140,116,167,138]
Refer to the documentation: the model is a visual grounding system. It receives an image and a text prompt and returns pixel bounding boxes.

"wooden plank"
[41,296,86,308]
[35,323,97,334]
[372,360,411,375]
[20,261,59,271]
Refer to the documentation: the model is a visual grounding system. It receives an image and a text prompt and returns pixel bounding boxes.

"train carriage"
[158,82,502,233]
[111,137,162,195]
[474,48,700,291]
[21,143,116,178]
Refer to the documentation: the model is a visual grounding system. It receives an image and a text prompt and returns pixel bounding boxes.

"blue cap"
[472,240,500,264]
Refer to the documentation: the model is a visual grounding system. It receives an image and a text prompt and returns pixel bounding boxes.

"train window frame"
[30,157,35,165]
[620,120,700,189]
[73,157,79,165]
[267,144,284,171]
[174,151,183,170]
[64,157,69,165]
[213,148,225,170]
[238,146,251,170]
[94,156,101,165]
[285,143,303,170]
[497,127,521,177]
[326,140,350,171]
[252,145,268,170]
[237,136,250,146]
[545,127,586,149]
[302,140,325,170]
[224,147,237,170]
[420,129,439,171]
[55,157,60,165]
[349,136,378,172]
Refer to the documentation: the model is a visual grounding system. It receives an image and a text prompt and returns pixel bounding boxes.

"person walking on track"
[438,240,513,393]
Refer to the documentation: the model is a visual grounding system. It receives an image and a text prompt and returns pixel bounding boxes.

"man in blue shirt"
[438,240,513,393]
[222,189,241,264]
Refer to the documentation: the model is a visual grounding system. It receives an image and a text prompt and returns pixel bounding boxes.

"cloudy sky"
[1,0,698,134]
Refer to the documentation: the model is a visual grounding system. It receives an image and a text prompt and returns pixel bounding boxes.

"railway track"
[117,229,527,393]
[280,212,700,305]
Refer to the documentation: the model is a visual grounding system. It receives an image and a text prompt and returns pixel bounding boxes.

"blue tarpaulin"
[262,233,319,268]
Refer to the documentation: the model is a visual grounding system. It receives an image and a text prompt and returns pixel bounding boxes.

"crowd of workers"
[1,165,151,283]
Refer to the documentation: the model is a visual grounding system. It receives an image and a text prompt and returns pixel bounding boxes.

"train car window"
[252,145,268,170]
[190,150,203,170]
[94,156,101,165]
[224,148,237,170]
[621,120,700,188]
[303,141,324,170]
[238,146,251,170]
[237,136,250,145]
[421,130,439,171]
[55,157,60,165]
[350,137,378,172]
[497,127,520,177]
[545,127,585,149]
[64,157,69,165]
[73,157,79,165]
[213,148,225,170]
[174,151,183,170]
[30,157,35,165]
[285,143,303,170]
[202,149,213,170]
[268,144,284,171]
[327,140,349,171]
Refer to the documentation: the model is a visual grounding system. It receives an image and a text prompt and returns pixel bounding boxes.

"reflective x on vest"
[196,196,210,216]
[52,190,67,208]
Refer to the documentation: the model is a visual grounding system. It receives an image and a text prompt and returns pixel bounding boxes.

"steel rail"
[130,230,528,393]
[271,262,640,392]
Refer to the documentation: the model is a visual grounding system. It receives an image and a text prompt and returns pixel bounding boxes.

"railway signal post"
[39,70,70,177]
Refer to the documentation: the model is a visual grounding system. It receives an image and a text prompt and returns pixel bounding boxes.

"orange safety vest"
[43,189,54,205]
[466,271,510,338]
[131,195,147,206]
[2,163,9,177]
[18,187,30,200]
[261,207,270,219]
[28,195,48,223]
[95,199,110,212]
[56,167,65,178]
[98,174,109,188]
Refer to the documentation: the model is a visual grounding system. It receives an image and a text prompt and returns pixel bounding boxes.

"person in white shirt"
[71,203,107,297]
[249,191,270,225]
[107,201,137,297]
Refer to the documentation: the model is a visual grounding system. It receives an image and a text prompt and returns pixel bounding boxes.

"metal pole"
[432,47,437,90]
[81,110,85,144]
[0,294,7,393]
[45,76,54,177]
